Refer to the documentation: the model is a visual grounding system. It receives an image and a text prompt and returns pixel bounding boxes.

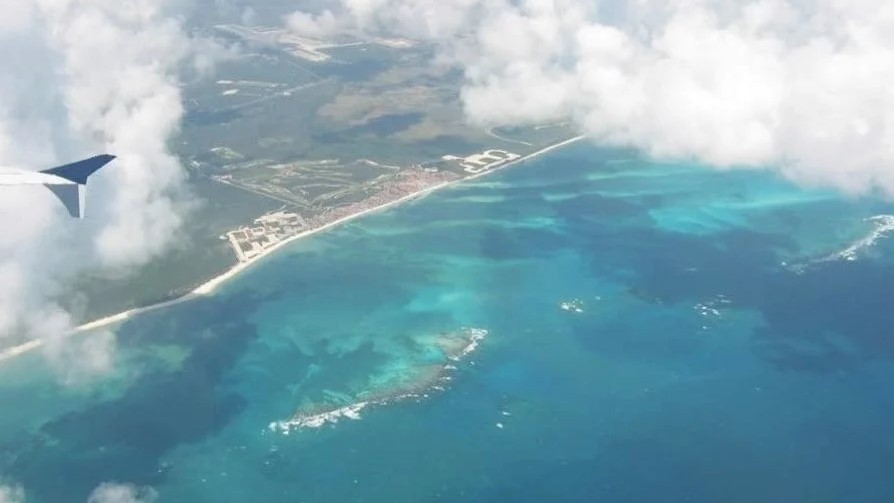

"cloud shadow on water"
[7,289,273,502]
[577,220,894,373]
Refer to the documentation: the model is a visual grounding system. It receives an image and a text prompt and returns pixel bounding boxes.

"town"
[224,168,459,262]
[226,210,307,262]
[443,149,521,174]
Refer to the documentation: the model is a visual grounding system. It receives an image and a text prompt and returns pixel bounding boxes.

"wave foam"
[788,215,894,272]
[449,328,488,361]
[268,401,369,434]
[270,327,489,434]
[827,215,894,262]
[559,299,584,313]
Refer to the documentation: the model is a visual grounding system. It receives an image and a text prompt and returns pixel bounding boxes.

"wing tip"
[41,154,116,185]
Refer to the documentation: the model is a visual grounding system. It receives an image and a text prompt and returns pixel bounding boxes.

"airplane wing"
[0,155,116,218]
[0,169,67,185]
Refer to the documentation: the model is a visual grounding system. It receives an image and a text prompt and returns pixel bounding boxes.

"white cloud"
[0,0,220,376]
[87,483,157,503]
[241,6,257,26]
[0,484,25,503]
[286,0,894,195]
[44,327,119,385]
[285,10,346,39]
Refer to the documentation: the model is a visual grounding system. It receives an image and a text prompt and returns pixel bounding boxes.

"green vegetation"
[74,18,582,321]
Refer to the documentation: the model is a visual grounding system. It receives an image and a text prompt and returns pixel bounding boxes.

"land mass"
[0,135,585,363]
[2,13,587,361]
[60,19,582,323]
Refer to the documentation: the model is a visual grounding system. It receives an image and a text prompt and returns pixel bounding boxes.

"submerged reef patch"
[268,327,488,433]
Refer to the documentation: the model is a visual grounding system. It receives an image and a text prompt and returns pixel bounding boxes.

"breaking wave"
[786,215,894,273]
[268,328,488,434]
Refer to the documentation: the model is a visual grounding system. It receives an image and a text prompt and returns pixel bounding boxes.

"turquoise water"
[3,145,894,501]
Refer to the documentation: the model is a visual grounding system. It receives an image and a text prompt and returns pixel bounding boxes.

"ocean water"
[3,145,894,502]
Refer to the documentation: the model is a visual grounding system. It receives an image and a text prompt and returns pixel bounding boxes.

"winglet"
[40,154,116,185]
[40,155,115,218]
[44,184,83,218]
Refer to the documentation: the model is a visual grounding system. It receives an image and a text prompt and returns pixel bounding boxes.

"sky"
[288,0,894,195]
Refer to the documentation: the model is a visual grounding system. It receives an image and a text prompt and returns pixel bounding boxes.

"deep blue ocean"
[3,144,894,502]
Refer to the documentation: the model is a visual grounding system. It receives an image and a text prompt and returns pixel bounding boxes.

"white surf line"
[0,135,588,363]
[0,340,42,364]
[825,215,894,262]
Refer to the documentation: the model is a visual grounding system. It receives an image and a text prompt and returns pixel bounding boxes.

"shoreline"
[0,135,586,363]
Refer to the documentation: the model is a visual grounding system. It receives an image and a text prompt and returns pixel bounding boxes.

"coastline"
[0,135,586,363]
[0,340,42,364]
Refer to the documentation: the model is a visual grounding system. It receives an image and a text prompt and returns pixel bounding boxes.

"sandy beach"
[0,340,43,364]
[0,135,586,363]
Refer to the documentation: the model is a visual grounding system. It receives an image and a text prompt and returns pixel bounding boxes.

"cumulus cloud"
[44,326,119,385]
[87,482,157,503]
[286,0,894,195]
[0,0,220,375]
[285,9,346,39]
[0,484,25,503]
